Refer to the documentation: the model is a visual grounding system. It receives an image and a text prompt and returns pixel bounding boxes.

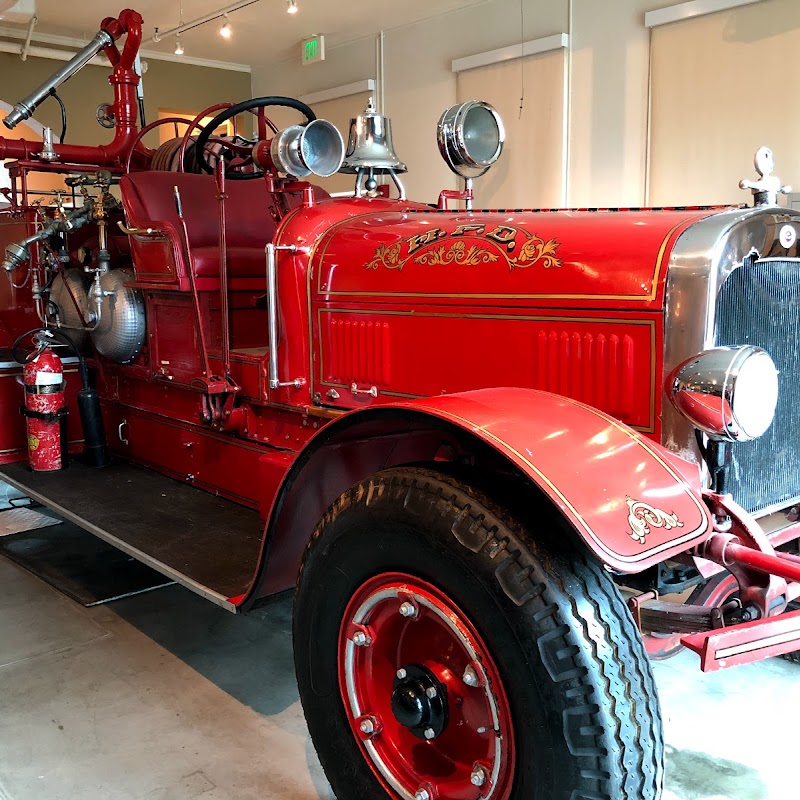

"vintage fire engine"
[2,9,800,800]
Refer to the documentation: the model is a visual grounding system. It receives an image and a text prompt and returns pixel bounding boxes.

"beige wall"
[0,51,251,154]
[254,0,797,209]
[253,0,662,206]
[254,0,568,204]
[8,1,793,209]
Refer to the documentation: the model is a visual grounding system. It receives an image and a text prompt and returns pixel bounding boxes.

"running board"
[682,608,800,671]
[0,460,263,612]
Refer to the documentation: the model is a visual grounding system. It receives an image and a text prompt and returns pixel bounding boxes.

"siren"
[340,98,407,198]
[267,119,345,179]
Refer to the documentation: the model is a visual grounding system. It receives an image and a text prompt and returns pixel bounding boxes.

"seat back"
[121,172,330,290]
[120,172,279,251]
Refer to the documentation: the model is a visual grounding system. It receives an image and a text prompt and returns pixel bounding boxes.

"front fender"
[396,388,712,571]
[242,388,711,608]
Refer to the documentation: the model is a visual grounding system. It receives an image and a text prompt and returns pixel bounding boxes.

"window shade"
[649,1,800,206]
[456,50,565,209]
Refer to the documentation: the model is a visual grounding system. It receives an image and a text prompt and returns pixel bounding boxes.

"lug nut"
[425,686,437,699]
[462,665,480,687]
[359,716,377,735]
[470,765,488,787]
[396,668,407,680]
[414,790,431,800]
[423,727,435,740]
[399,601,418,618]
[352,631,371,647]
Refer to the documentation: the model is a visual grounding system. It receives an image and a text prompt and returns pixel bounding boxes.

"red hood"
[306,205,722,310]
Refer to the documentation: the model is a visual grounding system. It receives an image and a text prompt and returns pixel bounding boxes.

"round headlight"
[665,346,779,442]
[437,100,505,179]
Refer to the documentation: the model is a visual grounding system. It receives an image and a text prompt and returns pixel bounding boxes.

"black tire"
[294,467,664,800]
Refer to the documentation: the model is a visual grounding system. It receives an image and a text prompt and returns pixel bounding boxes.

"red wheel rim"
[338,572,515,800]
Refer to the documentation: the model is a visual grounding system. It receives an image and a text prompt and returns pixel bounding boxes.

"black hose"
[49,89,67,144]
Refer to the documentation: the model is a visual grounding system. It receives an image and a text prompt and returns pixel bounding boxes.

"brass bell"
[340,98,407,175]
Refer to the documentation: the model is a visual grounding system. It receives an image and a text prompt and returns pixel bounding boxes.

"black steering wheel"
[194,96,317,180]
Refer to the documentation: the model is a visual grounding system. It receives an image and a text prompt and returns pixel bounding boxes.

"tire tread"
[296,467,664,800]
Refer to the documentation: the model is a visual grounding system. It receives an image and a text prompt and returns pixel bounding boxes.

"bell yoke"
[1,8,800,800]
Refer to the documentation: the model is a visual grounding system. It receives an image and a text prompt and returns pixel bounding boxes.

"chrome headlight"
[666,346,779,442]
[437,100,505,179]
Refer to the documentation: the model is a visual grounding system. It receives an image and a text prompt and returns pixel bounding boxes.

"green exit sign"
[302,35,325,65]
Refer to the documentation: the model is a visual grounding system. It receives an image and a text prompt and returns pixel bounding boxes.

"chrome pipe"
[2,205,91,273]
[388,169,406,201]
[3,29,113,129]
[266,243,302,390]
[266,243,279,388]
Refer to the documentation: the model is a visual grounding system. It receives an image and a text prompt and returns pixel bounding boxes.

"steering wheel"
[194,96,316,181]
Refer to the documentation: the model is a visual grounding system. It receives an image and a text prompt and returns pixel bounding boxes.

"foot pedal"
[682,608,800,671]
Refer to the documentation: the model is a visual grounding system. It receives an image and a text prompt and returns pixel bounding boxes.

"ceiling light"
[220,14,232,37]
[174,36,184,55]
[287,0,298,14]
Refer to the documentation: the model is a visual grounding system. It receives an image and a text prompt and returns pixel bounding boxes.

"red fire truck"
[2,9,799,800]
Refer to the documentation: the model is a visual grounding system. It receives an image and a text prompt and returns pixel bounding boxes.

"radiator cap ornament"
[739,146,791,207]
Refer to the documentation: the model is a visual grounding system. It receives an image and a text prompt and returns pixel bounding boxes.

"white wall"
[254,0,785,208]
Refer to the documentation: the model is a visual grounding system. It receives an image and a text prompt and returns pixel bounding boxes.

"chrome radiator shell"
[663,207,800,515]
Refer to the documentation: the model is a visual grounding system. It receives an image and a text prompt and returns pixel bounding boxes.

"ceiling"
[0,0,488,67]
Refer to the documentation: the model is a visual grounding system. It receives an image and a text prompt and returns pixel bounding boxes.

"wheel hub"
[338,572,515,800]
[390,664,448,740]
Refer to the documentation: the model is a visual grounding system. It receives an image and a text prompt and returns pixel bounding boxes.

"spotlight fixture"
[174,36,184,55]
[287,0,298,14]
[220,14,232,38]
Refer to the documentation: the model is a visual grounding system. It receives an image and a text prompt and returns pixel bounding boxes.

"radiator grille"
[714,257,800,514]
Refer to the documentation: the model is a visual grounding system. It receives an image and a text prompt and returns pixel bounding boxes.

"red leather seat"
[120,172,314,291]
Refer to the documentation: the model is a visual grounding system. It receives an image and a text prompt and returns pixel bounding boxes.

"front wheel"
[294,468,664,799]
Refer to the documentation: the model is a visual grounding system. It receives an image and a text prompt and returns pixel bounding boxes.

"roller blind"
[649,0,800,206]
[456,50,564,209]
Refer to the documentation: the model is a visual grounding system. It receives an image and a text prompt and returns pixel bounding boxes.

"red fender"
[241,388,712,607]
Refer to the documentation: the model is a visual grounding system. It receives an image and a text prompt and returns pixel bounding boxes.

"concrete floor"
[0,554,796,800]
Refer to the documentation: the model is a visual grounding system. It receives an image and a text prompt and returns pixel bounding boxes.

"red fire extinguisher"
[22,347,68,471]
